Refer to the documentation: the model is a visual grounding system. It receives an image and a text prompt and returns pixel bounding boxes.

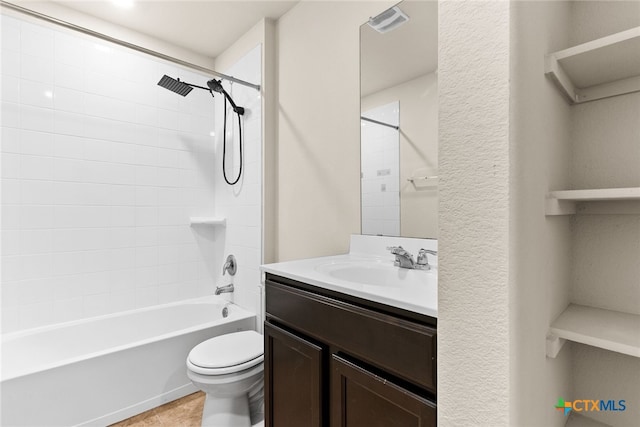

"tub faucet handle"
[222,254,237,276]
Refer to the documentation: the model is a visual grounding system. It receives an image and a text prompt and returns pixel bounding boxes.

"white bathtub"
[1,296,256,426]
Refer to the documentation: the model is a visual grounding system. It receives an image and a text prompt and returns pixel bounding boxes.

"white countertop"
[261,253,438,319]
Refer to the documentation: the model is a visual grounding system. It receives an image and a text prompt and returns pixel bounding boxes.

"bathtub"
[1,296,256,426]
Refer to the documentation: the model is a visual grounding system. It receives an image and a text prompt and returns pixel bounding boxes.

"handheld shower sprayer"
[207,79,245,116]
[157,74,245,185]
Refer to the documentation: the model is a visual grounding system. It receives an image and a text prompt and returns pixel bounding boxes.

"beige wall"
[361,72,438,238]
[213,19,265,73]
[567,2,640,426]
[510,1,572,425]
[438,0,512,424]
[511,2,640,426]
[274,0,394,261]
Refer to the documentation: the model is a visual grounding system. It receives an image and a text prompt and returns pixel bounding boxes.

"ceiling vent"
[367,6,409,34]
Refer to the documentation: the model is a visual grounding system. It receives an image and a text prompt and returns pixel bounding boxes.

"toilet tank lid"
[189,330,263,369]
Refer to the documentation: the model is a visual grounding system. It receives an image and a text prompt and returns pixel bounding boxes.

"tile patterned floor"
[109,392,204,427]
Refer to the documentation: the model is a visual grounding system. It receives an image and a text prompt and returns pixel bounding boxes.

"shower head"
[207,79,225,94]
[157,75,193,97]
[156,74,244,115]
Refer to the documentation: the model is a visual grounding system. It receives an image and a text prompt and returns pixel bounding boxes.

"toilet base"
[202,394,250,427]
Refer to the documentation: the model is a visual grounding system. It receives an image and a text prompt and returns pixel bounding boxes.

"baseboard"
[76,383,198,427]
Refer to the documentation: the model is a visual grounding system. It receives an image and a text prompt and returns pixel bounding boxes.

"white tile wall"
[0,13,252,333]
[210,45,263,317]
[361,101,400,236]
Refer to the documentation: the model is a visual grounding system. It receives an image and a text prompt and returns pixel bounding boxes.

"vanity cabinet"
[264,322,324,426]
[331,355,436,427]
[264,273,437,427]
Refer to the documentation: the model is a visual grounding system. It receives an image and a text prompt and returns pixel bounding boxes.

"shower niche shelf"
[545,187,640,215]
[189,217,227,227]
[546,304,640,359]
[545,26,640,104]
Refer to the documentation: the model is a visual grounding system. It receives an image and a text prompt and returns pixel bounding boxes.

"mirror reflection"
[360,1,438,238]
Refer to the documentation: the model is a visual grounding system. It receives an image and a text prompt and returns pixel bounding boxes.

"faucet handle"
[387,246,416,268]
[222,254,237,276]
[419,248,437,256]
[387,245,409,255]
[416,249,437,269]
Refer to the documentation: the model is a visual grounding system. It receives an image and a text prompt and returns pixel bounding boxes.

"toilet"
[187,330,264,427]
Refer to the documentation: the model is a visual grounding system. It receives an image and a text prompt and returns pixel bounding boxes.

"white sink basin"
[262,249,439,318]
[314,260,435,287]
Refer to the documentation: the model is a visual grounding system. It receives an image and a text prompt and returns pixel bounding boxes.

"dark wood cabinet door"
[265,322,325,427]
[331,355,436,427]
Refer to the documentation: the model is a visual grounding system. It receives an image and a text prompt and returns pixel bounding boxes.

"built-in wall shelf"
[546,304,640,359]
[545,26,640,104]
[545,187,640,215]
[189,217,227,227]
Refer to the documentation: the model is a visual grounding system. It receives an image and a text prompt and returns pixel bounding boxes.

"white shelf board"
[547,304,640,358]
[546,187,640,215]
[551,187,640,201]
[545,26,640,104]
[189,217,226,227]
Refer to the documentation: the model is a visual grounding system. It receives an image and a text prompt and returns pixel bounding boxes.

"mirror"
[360,1,438,238]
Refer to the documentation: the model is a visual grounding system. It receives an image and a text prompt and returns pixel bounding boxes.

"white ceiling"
[361,0,438,97]
[48,0,299,58]
[10,0,435,94]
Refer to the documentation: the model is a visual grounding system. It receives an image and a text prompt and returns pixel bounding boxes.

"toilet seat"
[188,330,264,376]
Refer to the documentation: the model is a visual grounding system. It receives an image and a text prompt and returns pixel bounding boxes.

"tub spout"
[215,284,234,295]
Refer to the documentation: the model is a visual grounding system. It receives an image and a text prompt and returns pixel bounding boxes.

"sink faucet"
[416,249,438,271]
[215,284,234,295]
[387,246,437,270]
[387,246,416,269]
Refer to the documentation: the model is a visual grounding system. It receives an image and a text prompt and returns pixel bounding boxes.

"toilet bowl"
[187,330,264,427]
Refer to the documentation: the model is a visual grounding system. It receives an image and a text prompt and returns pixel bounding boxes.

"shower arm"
[179,80,245,115]
[176,80,212,92]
